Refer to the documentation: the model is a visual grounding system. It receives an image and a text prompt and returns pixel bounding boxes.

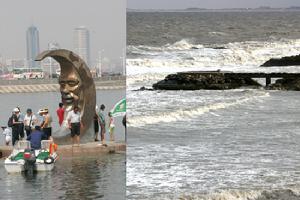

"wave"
[128,90,269,128]
[127,38,300,71]
[177,188,300,200]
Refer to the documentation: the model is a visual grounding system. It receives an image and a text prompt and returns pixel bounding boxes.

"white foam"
[127,38,300,86]
[128,90,269,127]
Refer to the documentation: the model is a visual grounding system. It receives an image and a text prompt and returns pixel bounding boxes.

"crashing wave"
[128,90,269,127]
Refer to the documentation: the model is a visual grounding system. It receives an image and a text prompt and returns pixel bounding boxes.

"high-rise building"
[26,25,40,68]
[73,26,90,67]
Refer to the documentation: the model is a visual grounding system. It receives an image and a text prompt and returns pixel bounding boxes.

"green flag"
[111,98,126,117]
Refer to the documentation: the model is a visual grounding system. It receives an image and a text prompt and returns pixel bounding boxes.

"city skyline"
[0,0,126,72]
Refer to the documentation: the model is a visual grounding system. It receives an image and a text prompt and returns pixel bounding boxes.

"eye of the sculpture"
[67,80,79,87]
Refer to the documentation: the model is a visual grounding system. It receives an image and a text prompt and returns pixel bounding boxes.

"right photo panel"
[127,0,300,199]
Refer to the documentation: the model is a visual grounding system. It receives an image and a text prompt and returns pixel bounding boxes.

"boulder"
[261,54,300,67]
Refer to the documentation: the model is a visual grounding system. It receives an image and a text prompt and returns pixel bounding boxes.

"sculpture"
[36,49,96,136]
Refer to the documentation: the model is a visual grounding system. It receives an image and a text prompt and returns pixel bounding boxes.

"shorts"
[43,127,52,139]
[71,123,80,137]
[94,120,99,133]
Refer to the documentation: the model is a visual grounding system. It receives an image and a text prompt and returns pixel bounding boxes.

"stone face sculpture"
[36,49,96,136]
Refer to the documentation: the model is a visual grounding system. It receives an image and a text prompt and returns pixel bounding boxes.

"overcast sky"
[127,0,300,9]
[0,0,126,68]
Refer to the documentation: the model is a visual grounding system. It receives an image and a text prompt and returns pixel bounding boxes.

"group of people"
[3,106,52,147]
[2,102,122,147]
[94,104,115,145]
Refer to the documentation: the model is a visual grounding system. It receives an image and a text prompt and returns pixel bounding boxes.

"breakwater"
[0,76,125,93]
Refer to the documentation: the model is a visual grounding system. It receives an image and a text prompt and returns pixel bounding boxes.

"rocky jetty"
[153,72,261,90]
[261,54,300,67]
[267,78,300,90]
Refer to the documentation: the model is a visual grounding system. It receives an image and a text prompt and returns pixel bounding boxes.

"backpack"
[7,115,13,127]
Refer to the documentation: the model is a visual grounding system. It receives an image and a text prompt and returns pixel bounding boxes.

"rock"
[256,189,300,200]
[212,46,227,50]
[133,86,154,91]
[153,72,261,90]
[261,54,300,67]
[267,78,300,90]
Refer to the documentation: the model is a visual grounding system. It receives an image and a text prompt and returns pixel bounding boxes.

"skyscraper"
[74,26,90,67]
[26,25,40,68]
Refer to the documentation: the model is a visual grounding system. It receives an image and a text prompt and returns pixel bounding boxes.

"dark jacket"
[27,130,47,150]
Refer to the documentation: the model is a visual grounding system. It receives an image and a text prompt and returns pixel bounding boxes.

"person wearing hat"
[23,108,38,137]
[40,108,53,140]
[11,107,23,146]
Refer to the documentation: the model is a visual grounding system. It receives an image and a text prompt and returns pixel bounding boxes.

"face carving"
[59,70,82,111]
[35,49,96,138]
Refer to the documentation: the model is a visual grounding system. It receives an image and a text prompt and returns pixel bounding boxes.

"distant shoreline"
[0,76,125,94]
[127,7,300,13]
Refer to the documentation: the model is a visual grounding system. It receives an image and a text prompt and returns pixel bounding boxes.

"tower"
[73,26,90,67]
[26,25,40,68]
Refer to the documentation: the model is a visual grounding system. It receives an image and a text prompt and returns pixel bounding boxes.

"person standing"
[23,108,37,137]
[98,104,106,145]
[2,126,12,146]
[94,106,100,141]
[16,107,25,139]
[40,108,53,140]
[11,108,22,146]
[66,106,82,146]
[108,112,115,142]
[56,103,65,127]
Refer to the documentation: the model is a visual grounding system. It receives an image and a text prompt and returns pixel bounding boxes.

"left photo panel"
[0,1,126,199]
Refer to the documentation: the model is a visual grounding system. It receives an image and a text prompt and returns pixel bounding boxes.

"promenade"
[0,76,126,93]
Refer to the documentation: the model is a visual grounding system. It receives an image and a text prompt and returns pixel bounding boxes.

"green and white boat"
[4,140,58,173]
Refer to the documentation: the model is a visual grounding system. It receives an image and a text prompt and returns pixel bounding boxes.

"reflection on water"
[0,154,125,200]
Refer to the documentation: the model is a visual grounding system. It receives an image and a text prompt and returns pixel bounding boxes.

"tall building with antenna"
[73,26,90,67]
[26,25,40,68]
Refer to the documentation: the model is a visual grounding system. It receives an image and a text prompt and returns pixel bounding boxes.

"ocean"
[127,11,300,199]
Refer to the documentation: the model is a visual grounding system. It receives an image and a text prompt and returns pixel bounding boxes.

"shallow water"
[0,154,125,200]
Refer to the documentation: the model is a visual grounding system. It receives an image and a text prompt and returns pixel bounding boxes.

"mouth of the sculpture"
[62,93,75,111]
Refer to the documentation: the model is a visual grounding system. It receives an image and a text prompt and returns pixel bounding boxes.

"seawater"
[0,154,125,200]
[127,12,300,199]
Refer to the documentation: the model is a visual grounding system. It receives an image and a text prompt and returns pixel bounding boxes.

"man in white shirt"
[66,106,82,146]
[23,108,38,137]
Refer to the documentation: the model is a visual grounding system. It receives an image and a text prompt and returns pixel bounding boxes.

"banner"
[110,98,126,117]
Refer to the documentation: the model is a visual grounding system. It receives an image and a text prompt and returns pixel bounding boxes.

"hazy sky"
[0,0,126,68]
[127,0,300,9]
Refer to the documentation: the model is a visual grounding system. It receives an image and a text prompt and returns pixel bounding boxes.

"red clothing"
[56,108,65,126]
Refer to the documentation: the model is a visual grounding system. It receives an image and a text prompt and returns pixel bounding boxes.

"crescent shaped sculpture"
[36,49,96,138]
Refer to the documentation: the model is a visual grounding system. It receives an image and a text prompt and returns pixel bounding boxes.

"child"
[2,126,12,146]
[108,112,115,142]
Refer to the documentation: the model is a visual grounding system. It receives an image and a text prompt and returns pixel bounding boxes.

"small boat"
[4,140,58,173]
